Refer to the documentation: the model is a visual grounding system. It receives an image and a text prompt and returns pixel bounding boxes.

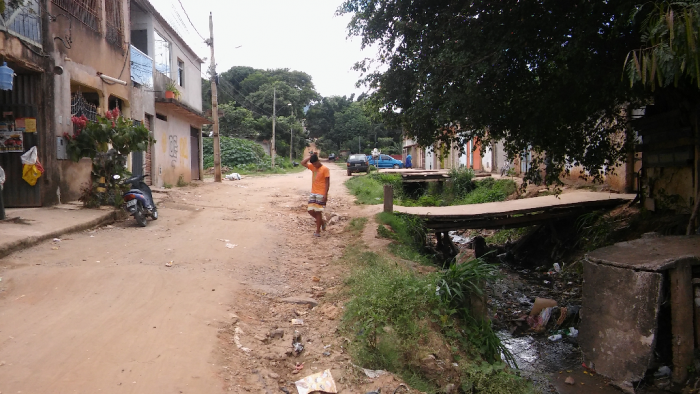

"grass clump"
[345,173,402,205]
[341,242,530,393]
[456,178,517,205]
[343,252,436,370]
[345,168,516,208]
[346,217,368,235]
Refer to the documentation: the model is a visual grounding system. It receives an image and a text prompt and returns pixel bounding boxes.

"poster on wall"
[0,123,23,153]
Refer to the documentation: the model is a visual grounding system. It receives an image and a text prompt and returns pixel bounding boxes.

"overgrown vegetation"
[341,213,532,394]
[65,109,153,207]
[346,169,517,207]
[203,136,303,175]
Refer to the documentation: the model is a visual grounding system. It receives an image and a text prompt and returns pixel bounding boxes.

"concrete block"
[579,260,663,382]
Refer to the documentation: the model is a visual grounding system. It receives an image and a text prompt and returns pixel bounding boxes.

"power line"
[177,0,206,41]
[218,79,274,117]
[214,83,271,118]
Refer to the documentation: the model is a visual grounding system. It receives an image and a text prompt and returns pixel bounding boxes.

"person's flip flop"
[313,232,321,237]
[321,220,327,231]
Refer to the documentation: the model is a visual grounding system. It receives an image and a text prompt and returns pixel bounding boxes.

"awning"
[155,98,213,125]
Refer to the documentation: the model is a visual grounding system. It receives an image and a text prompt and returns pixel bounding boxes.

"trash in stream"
[362,368,387,379]
[527,307,553,332]
[548,334,562,341]
[449,231,471,245]
[294,369,337,394]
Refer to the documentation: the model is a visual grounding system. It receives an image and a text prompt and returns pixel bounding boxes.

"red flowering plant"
[66,108,155,206]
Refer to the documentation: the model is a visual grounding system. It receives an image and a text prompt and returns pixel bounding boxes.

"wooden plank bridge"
[378,169,492,183]
[392,192,636,231]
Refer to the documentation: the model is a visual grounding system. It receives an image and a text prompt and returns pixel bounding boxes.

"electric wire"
[218,79,275,117]
[176,0,206,42]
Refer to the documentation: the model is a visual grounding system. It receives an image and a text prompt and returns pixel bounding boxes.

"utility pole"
[289,104,294,162]
[208,12,221,182]
[271,87,276,167]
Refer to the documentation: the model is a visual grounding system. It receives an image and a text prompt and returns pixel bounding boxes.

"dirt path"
[0,162,384,394]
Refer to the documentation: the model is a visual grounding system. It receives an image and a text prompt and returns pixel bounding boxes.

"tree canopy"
[202,65,402,158]
[201,66,319,158]
[338,0,651,184]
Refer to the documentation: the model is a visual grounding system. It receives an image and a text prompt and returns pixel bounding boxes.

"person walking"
[405,153,412,169]
[301,153,330,237]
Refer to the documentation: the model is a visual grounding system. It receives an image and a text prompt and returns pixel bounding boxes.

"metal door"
[190,136,200,180]
[131,151,143,176]
[0,74,41,207]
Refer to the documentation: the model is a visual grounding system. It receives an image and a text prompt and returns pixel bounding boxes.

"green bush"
[345,173,403,205]
[448,167,476,197]
[203,136,266,168]
[457,178,517,205]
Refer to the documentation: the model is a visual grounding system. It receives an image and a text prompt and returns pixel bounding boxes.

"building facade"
[130,0,208,188]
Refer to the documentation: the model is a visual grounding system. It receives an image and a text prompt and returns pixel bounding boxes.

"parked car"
[367,154,404,169]
[346,154,369,176]
[328,153,336,162]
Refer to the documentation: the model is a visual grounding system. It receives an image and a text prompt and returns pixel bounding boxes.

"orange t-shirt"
[307,164,330,195]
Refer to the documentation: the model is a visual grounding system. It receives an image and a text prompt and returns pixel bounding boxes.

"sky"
[147,0,372,98]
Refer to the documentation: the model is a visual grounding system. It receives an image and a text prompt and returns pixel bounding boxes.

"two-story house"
[129,0,208,188]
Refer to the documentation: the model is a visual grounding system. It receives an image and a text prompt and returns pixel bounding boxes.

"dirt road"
[0,162,382,394]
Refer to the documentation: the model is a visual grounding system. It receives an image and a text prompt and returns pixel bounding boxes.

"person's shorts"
[308,193,326,212]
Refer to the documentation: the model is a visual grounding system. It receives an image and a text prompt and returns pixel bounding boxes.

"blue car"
[367,154,404,169]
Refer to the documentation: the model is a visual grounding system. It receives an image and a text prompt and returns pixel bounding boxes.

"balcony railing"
[52,0,100,33]
[130,45,153,88]
[0,0,42,46]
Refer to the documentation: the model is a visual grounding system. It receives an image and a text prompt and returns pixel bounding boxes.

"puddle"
[500,331,581,393]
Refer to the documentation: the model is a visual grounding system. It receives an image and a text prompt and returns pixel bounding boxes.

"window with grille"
[51,0,100,32]
[105,0,123,49]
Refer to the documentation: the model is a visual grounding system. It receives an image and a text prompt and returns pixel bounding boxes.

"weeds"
[486,228,530,245]
[346,171,516,207]
[163,182,173,189]
[345,173,402,205]
[347,217,368,235]
[461,362,535,394]
[575,211,615,252]
[448,167,476,196]
[456,178,517,205]
[343,253,435,370]
[176,174,188,187]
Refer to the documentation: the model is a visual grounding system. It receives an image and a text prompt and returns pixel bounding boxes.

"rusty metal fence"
[104,0,123,50]
[51,0,101,33]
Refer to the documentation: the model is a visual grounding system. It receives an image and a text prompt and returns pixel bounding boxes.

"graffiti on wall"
[168,135,178,167]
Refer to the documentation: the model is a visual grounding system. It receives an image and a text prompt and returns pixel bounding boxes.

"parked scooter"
[115,174,158,227]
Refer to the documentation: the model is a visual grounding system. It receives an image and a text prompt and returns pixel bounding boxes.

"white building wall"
[152,108,194,187]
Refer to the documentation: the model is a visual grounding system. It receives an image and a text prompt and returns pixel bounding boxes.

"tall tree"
[338,0,649,184]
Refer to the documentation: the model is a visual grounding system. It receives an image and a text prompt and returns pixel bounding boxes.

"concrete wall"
[151,106,196,187]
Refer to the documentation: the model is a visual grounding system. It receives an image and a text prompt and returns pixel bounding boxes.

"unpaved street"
[0,163,380,394]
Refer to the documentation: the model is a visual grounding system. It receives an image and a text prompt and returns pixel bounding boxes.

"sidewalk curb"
[0,210,117,259]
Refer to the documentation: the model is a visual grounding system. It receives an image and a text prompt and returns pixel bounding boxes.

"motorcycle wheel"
[134,207,147,227]
[151,207,158,220]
